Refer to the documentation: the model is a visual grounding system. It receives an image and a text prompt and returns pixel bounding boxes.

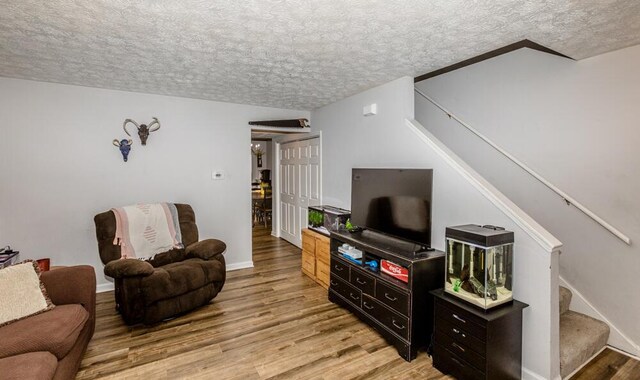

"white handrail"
[414,87,631,245]
[405,119,562,253]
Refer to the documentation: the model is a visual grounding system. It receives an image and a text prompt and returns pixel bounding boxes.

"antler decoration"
[148,117,160,132]
[122,117,160,145]
[123,119,139,137]
[113,139,133,162]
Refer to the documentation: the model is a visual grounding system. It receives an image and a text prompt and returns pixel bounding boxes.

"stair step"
[560,286,572,315]
[560,310,610,378]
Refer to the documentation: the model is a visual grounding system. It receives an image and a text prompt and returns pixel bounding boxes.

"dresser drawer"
[362,294,409,340]
[349,267,375,296]
[316,241,330,264]
[434,345,484,380]
[330,256,350,282]
[301,250,315,277]
[316,260,330,288]
[316,233,330,245]
[302,232,316,253]
[361,294,409,340]
[435,300,486,341]
[330,275,362,308]
[376,281,409,316]
[435,330,484,371]
[361,294,382,318]
[436,315,485,355]
[378,304,410,340]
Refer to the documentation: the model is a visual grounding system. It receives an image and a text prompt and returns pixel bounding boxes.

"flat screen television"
[351,168,433,248]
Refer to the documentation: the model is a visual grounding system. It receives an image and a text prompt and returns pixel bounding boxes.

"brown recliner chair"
[94,204,226,325]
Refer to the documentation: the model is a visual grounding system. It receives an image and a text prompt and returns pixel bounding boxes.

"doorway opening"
[249,128,321,261]
[250,136,273,231]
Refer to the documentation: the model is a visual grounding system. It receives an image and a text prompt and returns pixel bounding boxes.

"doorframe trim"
[272,132,322,240]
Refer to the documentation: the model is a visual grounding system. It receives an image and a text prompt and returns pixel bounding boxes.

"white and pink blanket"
[111,203,183,260]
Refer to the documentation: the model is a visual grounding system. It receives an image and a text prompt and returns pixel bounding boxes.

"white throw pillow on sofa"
[0,261,54,327]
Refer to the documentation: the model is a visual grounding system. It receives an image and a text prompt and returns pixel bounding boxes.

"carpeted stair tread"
[560,310,610,378]
[560,286,572,315]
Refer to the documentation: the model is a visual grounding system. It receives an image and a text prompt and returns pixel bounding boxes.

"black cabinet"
[328,229,445,361]
[431,289,528,380]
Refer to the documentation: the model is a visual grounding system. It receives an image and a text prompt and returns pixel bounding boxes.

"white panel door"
[279,144,295,243]
[308,138,321,204]
[279,137,321,247]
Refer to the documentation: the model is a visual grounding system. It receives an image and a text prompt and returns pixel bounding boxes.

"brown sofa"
[94,204,226,325]
[0,266,96,380]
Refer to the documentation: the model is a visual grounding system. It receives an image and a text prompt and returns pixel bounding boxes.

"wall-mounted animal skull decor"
[123,117,160,145]
[113,139,133,162]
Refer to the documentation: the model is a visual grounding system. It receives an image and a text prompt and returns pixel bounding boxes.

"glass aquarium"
[308,206,351,236]
[444,224,514,309]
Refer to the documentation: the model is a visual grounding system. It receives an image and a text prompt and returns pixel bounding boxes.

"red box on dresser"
[380,259,409,283]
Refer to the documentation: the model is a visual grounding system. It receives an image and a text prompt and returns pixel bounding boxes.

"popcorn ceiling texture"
[1,0,639,110]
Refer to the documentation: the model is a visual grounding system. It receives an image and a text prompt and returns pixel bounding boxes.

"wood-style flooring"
[570,348,640,380]
[77,227,450,379]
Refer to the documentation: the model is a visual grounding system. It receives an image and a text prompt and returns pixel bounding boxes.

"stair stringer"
[559,275,640,356]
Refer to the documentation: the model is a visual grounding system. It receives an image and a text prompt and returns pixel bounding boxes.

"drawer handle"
[363,302,374,310]
[452,328,466,338]
[349,293,360,301]
[391,319,405,330]
[330,280,338,286]
[450,356,465,368]
[452,342,466,352]
[452,313,466,323]
[384,293,397,302]
[334,265,344,271]
[356,278,367,285]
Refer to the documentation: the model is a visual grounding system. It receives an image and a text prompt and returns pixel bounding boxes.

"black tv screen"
[351,168,433,247]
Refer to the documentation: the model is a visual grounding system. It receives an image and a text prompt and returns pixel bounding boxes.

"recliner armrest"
[186,239,226,261]
[104,259,154,278]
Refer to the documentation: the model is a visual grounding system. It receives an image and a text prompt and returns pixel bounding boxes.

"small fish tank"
[308,205,351,236]
[445,224,514,310]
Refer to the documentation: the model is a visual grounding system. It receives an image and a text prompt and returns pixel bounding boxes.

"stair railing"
[414,87,631,245]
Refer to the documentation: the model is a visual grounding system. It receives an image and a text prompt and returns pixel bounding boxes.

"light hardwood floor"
[77,227,450,379]
[570,348,640,380]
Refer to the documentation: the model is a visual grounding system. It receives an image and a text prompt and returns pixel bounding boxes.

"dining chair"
[256,187,273,227]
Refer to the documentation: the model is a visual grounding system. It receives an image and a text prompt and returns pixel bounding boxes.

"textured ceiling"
[1,1,640,110]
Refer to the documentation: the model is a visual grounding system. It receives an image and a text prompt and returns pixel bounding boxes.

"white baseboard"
[559,276,640,356]
[226,261,254,271]
[522,367,559,380]
[608,344,640,361]
[96,282,115,293]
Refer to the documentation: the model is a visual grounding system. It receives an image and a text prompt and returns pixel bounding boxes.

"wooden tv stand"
[328,229,445,361]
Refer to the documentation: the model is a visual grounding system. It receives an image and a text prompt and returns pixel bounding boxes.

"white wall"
[0,77,308,289]
[415,44,640,353]
[312,76,560,379]
[316,76,415,209]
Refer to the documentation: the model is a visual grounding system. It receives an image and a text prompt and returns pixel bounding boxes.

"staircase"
[559,286,610,378]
